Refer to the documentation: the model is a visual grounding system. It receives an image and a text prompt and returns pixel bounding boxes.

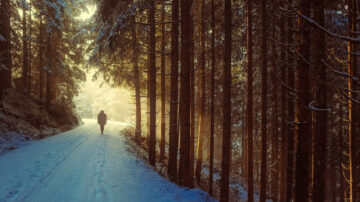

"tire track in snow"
[3,131,90,202]
[92,135,108,201]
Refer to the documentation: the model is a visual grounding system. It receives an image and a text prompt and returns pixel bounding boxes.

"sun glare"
[75,70,135,123]
[76,4,97,21]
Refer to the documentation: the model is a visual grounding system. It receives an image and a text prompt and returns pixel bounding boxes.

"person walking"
[98,110,107,134]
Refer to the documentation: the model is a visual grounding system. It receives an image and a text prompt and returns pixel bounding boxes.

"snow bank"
[0,88,81,154]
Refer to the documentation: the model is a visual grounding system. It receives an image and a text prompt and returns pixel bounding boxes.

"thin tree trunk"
[168,0,179,181]
[195,0,206,185]
[22,1,29,94]
[259,0,268,201]
[208,0,215,196]
[279,2,287,200]
[160,2,166,162]
[0,0,12,106]
[28,0,32,94]
[38,15,44,101]
[294,0,311,201]
[220,0,232,200]
[45,33,52,109]
[148,0,156,166]
[347,1,360,201]
[270,1,279,200]
[285,1,295,201]
[132,21,141,143]
[246,0,254,201]
[312,0,327,201]
[338,105,345,202]
[179,0,192,187]
[189,0,195,187]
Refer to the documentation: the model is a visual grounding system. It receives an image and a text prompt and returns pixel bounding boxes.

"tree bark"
[179,0,192,187]
[189,0,195,187]
[28,0,32,94]
[209,0,215,196]
[285,1,295,201]
[246,0,254,201]
[148,0,156,166]
[22,1,29,94]
[220,0,232,200]
[279,2,287,200]
[38,14,44,101]
[294,0,311,201]
[259,0,268,201]
[0,0,12,106]
[0,0,11,88]
[160,2,166,162]
[132,20,141,143]
[312,0,327,201]
[168,0,179,181]
[195,0,206,185]
[270,1,279,200]
[347,1,360,201]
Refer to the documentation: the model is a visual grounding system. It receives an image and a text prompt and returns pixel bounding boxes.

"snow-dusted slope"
[0,119,215,202]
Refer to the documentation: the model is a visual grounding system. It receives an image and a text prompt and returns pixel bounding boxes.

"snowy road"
[0,119,214,202]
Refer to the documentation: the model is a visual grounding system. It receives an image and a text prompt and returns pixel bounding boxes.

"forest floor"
[0,119,215,202]
[122,128,272,202]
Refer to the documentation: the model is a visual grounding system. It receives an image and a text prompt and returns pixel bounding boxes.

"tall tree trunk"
[347,1,360,201]
[195,0,206,184]
[312,0,327,201]
[259,0,268,201]
[0,0,12,106]
[294,0,311,201]
[189,0,195,186]
[209,0,215,196]
[22,1,29,94]
[168,0,179,181]
[132,21,141,143]
[38,15,44,101]
[160,2,166,162]
[45,33,52,109]
[285,1,295,201]
[28,0,32,94]
[220,0,232,200]
[246,0,254,201]
[148,0,156,166]
[338,105,345,202]
[279,2,287,200]
[271,1,279,200]
[179,0,192,187]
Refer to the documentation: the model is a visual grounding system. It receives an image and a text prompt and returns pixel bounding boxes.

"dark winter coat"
[98,112,107,125]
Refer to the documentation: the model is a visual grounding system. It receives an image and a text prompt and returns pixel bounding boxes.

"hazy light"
[75,70,135,123]
[76,4,97,21]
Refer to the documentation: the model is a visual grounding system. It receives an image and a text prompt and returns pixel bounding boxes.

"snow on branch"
[286,0,360,42]
[308,101,331,112]
[322,59,358,81]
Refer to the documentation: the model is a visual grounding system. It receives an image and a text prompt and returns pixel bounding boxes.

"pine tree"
[294,0,311,201]
[179,0,192,187]
[195,0,206,184]
[148,0,157,166]
[168,0,180,181]
[209,0,216,196]
[312,0,327,201]
[259,0,268,200]
[285,1,295,201]
[220,0,232,200]
[246,0,254,201]
[0,0,12,105]
[347,1,360,201]
[160,1,166,162]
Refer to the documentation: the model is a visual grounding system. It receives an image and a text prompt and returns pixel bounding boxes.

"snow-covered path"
[0,119,214,202]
